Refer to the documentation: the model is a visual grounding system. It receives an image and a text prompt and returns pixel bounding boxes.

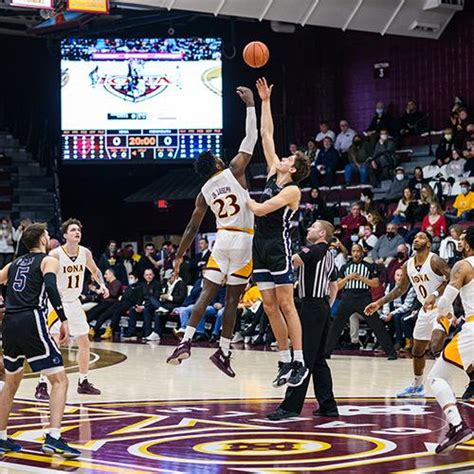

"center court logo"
[6,398,474,472]
[102,75,171,103]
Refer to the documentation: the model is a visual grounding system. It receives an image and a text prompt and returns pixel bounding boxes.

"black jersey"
[255,175,298,239]
[5,252,48,314]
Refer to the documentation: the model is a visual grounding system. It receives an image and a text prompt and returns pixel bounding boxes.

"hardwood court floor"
[2,342,473,473]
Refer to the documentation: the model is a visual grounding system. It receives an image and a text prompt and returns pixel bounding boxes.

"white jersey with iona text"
[201,168,254,231]
[460,256,474,316]
[57,245,87,303]
[407,252,445,305]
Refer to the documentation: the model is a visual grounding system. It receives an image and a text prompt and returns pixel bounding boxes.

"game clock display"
[62,129,221,161]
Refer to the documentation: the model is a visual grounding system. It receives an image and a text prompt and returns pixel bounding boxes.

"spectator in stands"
[120,245,137,278]
[12,218,31,258]
[367,101,392,135]
[98,241,126,284]
[359,225,379,253]
[392,187,414,224]
[329,237,348,270]
[192,237,211,279]
[462,124,474,175]
[439,224,462,265]
[455,108,470,135]
[289,143,299,155]
[384,166,410,203]
[124,268,163,339]
[369,129,397,183]
[367,211,385,237]
[0,217,15,268]
[360,188,380,217]
[371,223,406,264]
[300,188,331,233]
[231,281,262,344]
[446,180,474,221]
[405,184,436,225]
[315,120,336,145]
[399,100,424,136]
[310,137,339,187]
[305,138,317,162]
[345,134,370,185]
[335,119,356,156]
[434,128,455,166]
[421,202,447,238]
[143,270,187,342]
[445,149,466,178]
[408,167,427,198]
[159,241,176,274]
[385,243,409,285]
[340,203,367,244]
[135,243,160,278]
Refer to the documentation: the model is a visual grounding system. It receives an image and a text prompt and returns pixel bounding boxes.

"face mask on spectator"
[395,173,405,181]
[445,134,452,140]
[461,186,469,195]
[350,235,359,243]
[387,231,396,238]
[376,108,384,115]
[360,195,366,202]
[329,248,338,257]
[128,276,137,285]
[397,251,406,260]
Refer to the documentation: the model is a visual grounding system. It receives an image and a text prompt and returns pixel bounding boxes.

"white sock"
[0,430,7,441]
[183,326,196,342]
[49,428,61,440]
[414,375,424,387]
[280,349,292,363]
[79,374,88,384]
[293,350,304,363]
[39,375,47,384]
[220,337,231,356]
[430,377,462,426]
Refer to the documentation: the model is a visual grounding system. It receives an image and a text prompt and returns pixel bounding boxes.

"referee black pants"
[325,293,395,356]
[280,298,337,415]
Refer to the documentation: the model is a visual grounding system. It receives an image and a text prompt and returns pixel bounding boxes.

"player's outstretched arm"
[437,259,468,319]
[364,262,410,315]
[229,87,257,185]
[85,248,109,299]
[256,77,279,177]
[174,193,208,276]
[247,186,299,217]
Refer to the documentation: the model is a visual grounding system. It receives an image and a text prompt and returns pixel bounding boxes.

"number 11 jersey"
[201,169,254,232]
[58,246,87,303]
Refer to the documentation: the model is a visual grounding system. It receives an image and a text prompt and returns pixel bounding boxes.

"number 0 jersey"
[407,252,445,305]
[201,168,254,232]
[57,245,87,303]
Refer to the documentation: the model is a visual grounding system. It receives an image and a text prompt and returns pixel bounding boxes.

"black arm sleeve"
[44,273,67,322]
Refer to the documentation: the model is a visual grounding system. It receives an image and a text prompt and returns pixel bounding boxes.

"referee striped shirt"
[339,260,377,293]
[297,242,337,299]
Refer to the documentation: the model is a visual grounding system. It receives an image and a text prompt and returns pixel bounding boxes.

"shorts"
[204,230,253,286]
[2,310,63,374]
[413,307,447,341]
[49,299,89,337]
[442,319,474,370]
[252,235,294,290]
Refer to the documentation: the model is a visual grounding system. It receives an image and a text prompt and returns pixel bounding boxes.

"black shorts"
[253,236,294,289]
[2,310,63,374]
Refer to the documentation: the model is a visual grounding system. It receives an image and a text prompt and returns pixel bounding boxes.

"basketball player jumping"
[246,77,311,388]
[0,223,80,458]
[34,218,108,399]
[166,86,258,376]
[428,225,474,453]
[365,231,451,397]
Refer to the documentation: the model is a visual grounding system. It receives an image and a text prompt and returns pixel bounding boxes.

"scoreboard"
[62,129,222,161]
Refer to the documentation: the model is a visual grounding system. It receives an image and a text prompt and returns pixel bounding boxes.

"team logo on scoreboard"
[102,75,171,103]
[5,398,474,473]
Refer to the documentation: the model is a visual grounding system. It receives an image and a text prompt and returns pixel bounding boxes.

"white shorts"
[49,299,89,337]
[443,319,474,371]
[413,307,446,341]
[204,230,253,286]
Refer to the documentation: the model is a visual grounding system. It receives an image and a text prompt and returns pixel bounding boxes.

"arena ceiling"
[0,0,465,37]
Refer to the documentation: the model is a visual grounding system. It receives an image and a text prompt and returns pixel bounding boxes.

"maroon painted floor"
[2,397,473,473]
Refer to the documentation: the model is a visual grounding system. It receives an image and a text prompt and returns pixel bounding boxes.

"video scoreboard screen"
[60,38,222,162]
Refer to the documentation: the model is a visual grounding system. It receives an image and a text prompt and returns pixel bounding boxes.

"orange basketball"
[243,41,270,68]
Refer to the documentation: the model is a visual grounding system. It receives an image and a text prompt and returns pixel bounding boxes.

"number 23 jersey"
[201,169,254,231]
[407,252,445,305]
[57,246,87,303]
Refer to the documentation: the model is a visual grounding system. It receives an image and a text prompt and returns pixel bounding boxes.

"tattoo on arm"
[94,269,106,287]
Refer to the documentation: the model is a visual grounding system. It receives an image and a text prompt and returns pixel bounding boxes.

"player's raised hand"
[236,86,255,107]
[364,301,380,316]
[59,321,70,346]
[256,77,273,102]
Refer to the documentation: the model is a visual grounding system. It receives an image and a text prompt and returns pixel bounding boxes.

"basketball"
[243,41,270,68]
